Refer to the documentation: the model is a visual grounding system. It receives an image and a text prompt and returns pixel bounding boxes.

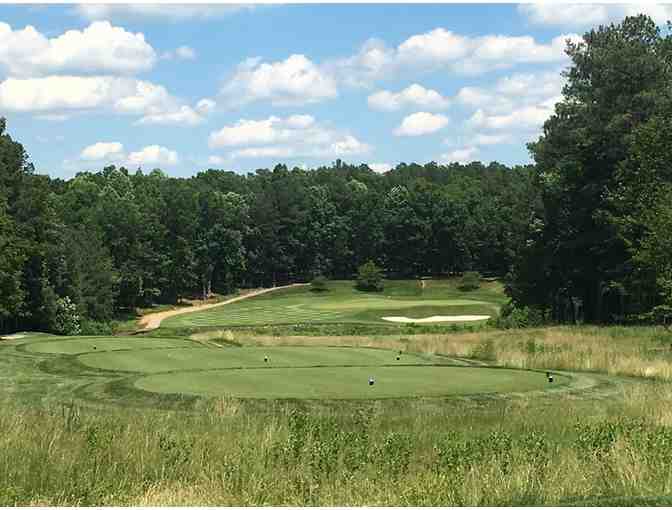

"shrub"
[356,261,384,292]
[458,271,481,291]
[492,301,546,329]
[310,275,328,292]
[79,319,113,336]
[54,296,81,336]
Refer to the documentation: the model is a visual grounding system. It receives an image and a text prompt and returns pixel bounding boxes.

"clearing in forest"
[160,279,504,330]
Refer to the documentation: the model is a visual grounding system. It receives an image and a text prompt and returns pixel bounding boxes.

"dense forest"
[1,14,671,334]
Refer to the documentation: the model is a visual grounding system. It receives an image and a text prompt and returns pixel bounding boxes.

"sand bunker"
[0,333,26,340]
[382,315,490,323]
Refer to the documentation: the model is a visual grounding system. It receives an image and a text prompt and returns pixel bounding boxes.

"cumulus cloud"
[136,105,203,126]
[328,28,581,86]
[394,112,449,137]
[162,45,197,60]
[325,38,396,87]
[221,54,338,106]
[128,145,179,166]
[196,98,216,114]
[74,4,256,22]
[369,162,392,173]
[472,133,513,146]
[208,155,226,166]
[0,21,156,77]
[78,142,179,167]
[368,83,449,111]
[0,75,211,126]
[455,70,564,135]
[468,103,556,131]
[175,45,196,60]
[80,141,124,161]
[440,146,479,164]
[209,115,371,159]
[519,4,672,29]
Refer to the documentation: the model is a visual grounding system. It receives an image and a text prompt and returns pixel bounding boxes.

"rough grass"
[3,382,672,506]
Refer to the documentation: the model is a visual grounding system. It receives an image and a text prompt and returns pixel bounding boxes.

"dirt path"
[136,283,308,332]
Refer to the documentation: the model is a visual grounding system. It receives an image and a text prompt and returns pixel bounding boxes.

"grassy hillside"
[160,279,504,331]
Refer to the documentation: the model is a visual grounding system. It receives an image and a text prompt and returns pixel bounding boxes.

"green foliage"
[54,296,81,336]
[510,15,672,323]
[492,301,547,329]
[310,275,328,292]
[356,261,384,292]
[458,271,481,291]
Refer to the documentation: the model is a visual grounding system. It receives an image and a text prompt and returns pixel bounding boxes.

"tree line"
[0,128,539,333]
[1,14,671,334]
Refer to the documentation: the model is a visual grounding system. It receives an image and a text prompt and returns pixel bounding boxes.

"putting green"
[27,336,198,355]
[136,366,565,399]
[77,346,433,373]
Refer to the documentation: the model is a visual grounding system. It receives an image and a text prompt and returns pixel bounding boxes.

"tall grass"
[4,384,672,506]
[198,325,672,381]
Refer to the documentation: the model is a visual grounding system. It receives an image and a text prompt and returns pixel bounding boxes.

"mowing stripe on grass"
[135,365,566,399]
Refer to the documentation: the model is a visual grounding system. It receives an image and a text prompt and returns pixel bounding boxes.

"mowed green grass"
[161,279,504,329]
[77,346,433,373]
[18,334,562,401]
[136,366,561,399]
[26,336,198,355]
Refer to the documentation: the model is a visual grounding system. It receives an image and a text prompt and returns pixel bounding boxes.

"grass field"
[160,279,504,330]
[9,334,564,401]
[5,279,672,505]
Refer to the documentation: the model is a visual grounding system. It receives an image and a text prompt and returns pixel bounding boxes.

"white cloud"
[175,45,196,60]
[196,98,216,114]
[519,4,672,29]
[221,54,338,106]
[397,28,471,65]
[441,146,479,164]
[78,142,178,167]
[80,141,124,161]
[468,104,554,131]
[209,115,370,159]
[473,133,512,146]
[127,145,179,167]
[0,75,208,126]
[330,28,580,86]
[74,4,256,22]
[368,83,450,111]
[394,112,449,137]
[0,21,156,77]
[456,70,564,114]
[369,162,392,173]
[230,146,296,159]
[208,155,226,166]
[137,105,203,126]
[456,70,564,134]
[162,45,197,61]
[286,114,315,129]
[323,135,370,156]
[326,38,396,87]
[209,117,288,147]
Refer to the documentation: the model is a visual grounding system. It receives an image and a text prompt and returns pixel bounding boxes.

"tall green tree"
[511,15,672,321]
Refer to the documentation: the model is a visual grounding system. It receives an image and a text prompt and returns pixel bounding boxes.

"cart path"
[136,284,308,332]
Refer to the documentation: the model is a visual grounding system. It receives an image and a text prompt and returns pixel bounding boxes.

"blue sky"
[1,3,669,178]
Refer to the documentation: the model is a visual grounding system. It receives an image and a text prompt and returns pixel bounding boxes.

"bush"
[79,319,114,336]
[458,271,481,291]
[356,261,384,292]
[310,275,329,292]
[492,301,547,329]
[54,296,81,336]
